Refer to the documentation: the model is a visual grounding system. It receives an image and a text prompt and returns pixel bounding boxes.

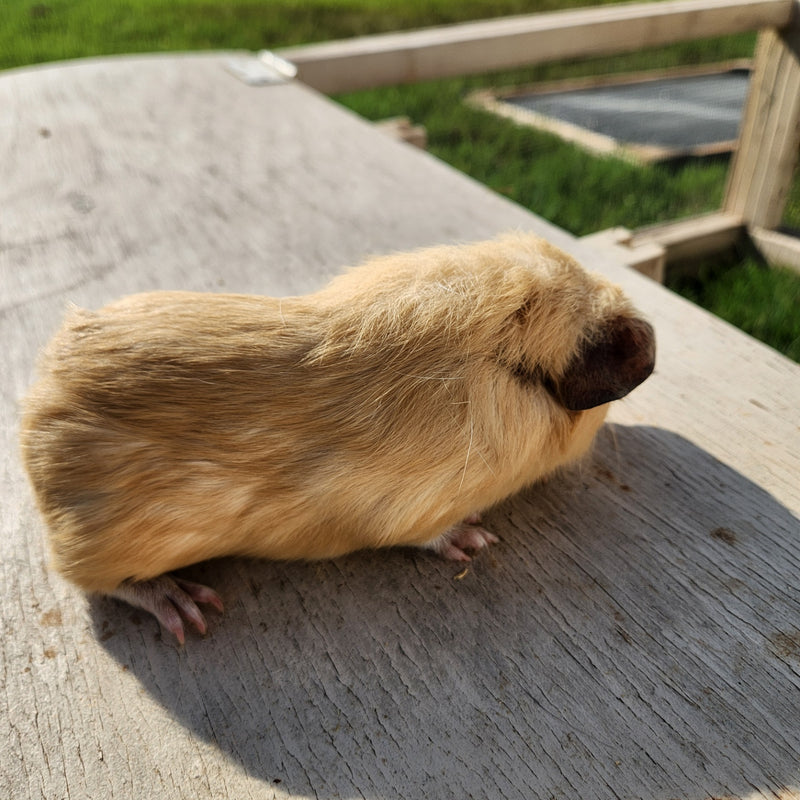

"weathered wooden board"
[277,0,794,93]
[2,54,799,800]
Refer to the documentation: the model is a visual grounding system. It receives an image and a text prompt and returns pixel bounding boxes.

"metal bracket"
[225,51,298,86]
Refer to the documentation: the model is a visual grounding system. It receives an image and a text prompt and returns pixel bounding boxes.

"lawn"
[3,0,799,361]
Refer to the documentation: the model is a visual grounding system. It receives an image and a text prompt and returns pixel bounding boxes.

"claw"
[110,574,223,644]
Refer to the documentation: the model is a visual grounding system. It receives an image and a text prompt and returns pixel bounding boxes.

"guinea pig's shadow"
[94,424,800,800]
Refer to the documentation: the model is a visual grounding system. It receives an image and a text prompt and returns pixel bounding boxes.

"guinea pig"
[20,233,655,643]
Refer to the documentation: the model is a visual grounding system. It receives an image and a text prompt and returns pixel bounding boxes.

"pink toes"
[175,578,224,613]
[111,574,223,644]
[428,516,499,562]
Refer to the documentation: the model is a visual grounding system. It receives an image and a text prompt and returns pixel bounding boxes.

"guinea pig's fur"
[21,233,654,599]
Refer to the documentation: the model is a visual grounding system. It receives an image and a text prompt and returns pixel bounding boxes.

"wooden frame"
[466,61,752,165]
[603,8,800,277]
[721,13,800,273]
[724,18,800,229]
[275,0,800,277]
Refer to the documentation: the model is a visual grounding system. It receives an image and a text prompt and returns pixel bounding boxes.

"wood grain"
[2,54,799,800]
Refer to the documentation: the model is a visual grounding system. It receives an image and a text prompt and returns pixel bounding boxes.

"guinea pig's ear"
[548,316,655,411]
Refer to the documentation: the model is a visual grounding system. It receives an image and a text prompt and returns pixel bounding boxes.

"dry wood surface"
[2,54,799,800]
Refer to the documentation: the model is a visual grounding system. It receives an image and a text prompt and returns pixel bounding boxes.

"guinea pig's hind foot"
[110,575,224,645]
[427,517,499,562]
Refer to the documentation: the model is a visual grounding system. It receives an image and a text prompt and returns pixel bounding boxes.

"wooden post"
[724,0,800,230]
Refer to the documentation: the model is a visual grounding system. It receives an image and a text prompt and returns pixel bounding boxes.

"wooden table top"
[2,53,799,800]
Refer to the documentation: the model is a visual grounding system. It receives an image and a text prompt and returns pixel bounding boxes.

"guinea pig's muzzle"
[547,316,656,411]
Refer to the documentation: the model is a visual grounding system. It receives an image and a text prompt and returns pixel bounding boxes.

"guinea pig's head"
[496,235,655,413]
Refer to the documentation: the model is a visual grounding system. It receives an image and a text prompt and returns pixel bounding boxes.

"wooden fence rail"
[277,0,800,277]
[277,0,793,94]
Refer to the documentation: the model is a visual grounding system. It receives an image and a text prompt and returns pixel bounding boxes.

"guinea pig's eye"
[509,360,544,388]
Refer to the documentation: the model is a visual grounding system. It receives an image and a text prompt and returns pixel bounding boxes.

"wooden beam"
[277,0,794,93]
[723,1,800,229]
[581,227,667,282]
[750,225,800,272]
[374,116,428,149]
[630,212,744,261]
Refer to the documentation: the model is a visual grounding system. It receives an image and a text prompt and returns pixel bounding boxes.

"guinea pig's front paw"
[427,515,499,562]
[109,574,224,645]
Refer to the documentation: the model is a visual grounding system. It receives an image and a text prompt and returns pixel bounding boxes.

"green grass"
[668,252,800,362]
[342,85,731,235]
[783,164,800,232]
[3,0,799,361]
[336,43,747,236]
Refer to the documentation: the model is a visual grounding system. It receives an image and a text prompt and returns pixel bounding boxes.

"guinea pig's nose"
[549,316,656,411]
[610,316,656,385]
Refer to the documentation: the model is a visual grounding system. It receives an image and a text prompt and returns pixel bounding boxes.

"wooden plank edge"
[466,90,640,160]
[485,58,753,99]
[750,226,800,273]
[607,214,800,276]
[276,0,793,93]
[630,212,744,261]
[373,116,428,149]
[581,227,667,281]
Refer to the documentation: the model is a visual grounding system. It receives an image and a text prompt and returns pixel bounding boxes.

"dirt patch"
[769,630,800,661]
[710,527,737,545]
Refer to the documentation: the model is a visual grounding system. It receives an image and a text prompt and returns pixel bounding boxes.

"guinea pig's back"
[19,292,330,590]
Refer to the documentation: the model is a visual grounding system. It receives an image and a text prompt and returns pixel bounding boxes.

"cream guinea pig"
[21,233,655,642]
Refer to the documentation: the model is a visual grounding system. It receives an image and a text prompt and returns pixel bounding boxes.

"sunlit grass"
[338,75,732,236]
[668,252,800,362]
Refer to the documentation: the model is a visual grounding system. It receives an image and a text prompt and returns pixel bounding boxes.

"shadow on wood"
[92,423,800,800]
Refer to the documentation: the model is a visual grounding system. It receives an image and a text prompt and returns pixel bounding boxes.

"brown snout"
[549,316,656,411]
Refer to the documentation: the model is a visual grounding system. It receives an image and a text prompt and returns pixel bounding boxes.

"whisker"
[459,413,474,492]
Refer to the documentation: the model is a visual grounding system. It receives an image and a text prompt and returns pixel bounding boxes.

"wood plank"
[750,225,800,272]
[373,115,428,148]
[580,227,667,281]
[276,0,794,93]
[630,211,744,261]
[3,54,800,800]
[723,7,800,228]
